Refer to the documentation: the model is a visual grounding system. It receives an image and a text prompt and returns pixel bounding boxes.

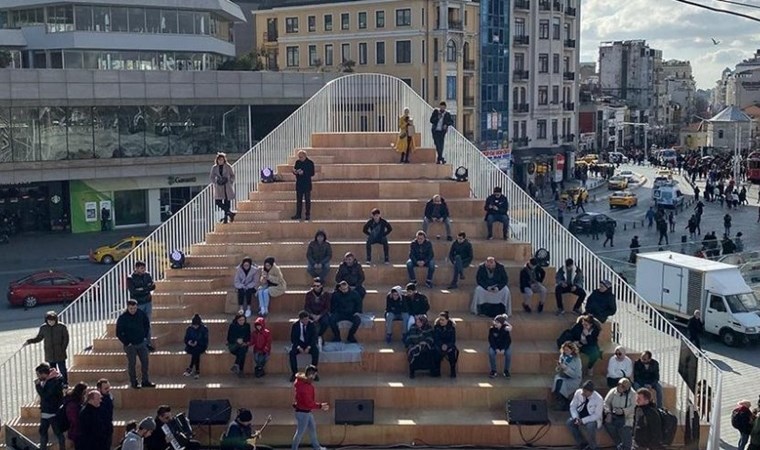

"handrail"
[0,74,722,450]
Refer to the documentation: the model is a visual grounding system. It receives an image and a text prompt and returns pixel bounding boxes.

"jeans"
[39,416,65,450]
[432,130,446,162]
[488,347,512,373]
[555,284,587,312]
[232,345,248,371]
[385,312,410,337]
[366,236,389,262]
[137,302,152,341]
[566,418,597,449]
[292,411,321,450]
[422,217,452,238]
[307,258,331,281]
[187,349,203,372]
[406,258,435,283]
[295,190,312,219]
[521,284,547,306]
[486,214,509,239]
[289,345,319,375]
[449,256,471,284]
[257,288,271,315]
[312,314,331,337]
[124,342,150,385]
[603,416,632,450]
[633,381,664,408]
[237,288,255,308]
[254,352,269,369]
[48,360,68,385]
[739,432,750,450]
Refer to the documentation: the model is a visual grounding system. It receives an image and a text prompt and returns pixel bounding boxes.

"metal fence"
[0,74,722,450]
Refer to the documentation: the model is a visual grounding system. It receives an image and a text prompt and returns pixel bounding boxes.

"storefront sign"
[84,202,97,222]
[168,176,198,186]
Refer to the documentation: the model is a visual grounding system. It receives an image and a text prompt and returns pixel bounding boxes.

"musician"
[145,405,200,450]
[221,409,256,450]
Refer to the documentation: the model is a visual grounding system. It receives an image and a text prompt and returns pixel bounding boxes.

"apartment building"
[662,59,696,125]
[509,0,580,186]
[253,0,480,139]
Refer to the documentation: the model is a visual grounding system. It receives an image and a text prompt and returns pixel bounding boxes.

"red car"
[7,270,93,308]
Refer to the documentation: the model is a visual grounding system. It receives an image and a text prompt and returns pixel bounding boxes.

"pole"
[644,125,648,161]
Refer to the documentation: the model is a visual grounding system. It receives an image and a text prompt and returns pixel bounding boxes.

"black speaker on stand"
[506,399,550,425]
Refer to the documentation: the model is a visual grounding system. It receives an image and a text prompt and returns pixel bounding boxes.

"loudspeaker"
[506,399,550,425]
[188,399,232,425]
[334,399,374,425]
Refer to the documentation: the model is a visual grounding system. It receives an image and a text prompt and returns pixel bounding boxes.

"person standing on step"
[422,195,452,241]
[406,230,436,288]
[34,363,66,450]
[292,150,315,221]
[306,230,332,282]
[234,257,260,318]
[97,379,114,446]
[25,311,70,386]
[395,107,415,163]
[471,257,511,317]
[733,400,754,450]
[363,209,393,265]
[210,152,236,223]
[566,381,604,450]
[116,300,155,389]
[447,232,473,289]
[291,365,329,450]
[519,258,547,313]
[250,316,272,378]
[77,391,111,450]
[483,187,510,240]
[257,257,286,317]
[329,281,362,344]
[183,314,208,379]
[335,252,367,309]
[429,101,454,164]
[289,311,319,382]
[127,261,156,352]
[304,277,331,340]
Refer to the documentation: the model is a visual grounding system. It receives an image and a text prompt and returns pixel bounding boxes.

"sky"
[580,0,760,90]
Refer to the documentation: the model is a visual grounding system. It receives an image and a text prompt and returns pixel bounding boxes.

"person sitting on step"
[403,283,430,331]
[552,341,583,410]
[289,311,319,382]
[566,380,604,450]
[421,195,452,241]
[384,286,409,344]
[519,258,547,313]
[632,351,663,408]
[335,252,367,310]
[487,314,512,379]
[554,258,586,316]
[183,314,208,379]
[306,230,332,282]
[226,312,250,377]
[584,279,617,324]
[328,281,362,344]
[447,232,473,289]
[433,311,459,378]
[483,186,509,240]
[250,317,272,378]
[405,314,438,379]
[558,314,602,377]
[363,209,393,265]
[471,257,511,317]
[606,346,633,388]
[304,277,331,339]
[257,257,286,317]
[233,257,260,319]
[406,230,436,288]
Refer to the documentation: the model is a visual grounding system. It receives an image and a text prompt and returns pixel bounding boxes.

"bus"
[748,151,760,183]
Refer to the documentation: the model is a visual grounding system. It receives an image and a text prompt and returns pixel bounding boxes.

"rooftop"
[709,105,752,123]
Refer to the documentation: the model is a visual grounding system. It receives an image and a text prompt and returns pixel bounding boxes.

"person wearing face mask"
[25,311,70,385]
[603,378,636,450]
[429,101,453,164]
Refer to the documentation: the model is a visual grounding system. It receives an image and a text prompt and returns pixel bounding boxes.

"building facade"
[0,0,246,70]
[478,0,510,152]
[509,0,580,187]
[253,0,480,139]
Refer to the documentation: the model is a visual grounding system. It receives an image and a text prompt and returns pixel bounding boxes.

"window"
[564,22,572,39]
[552,85,559,104]
[341,13,349,30]
[178,11,194,34]
[564,56,571,72]
[396,8,411,26]
[539,20,549,39]
[521,121,527,138]
[308,15,316,32]
[434,75,439,99]
[446,40,457,62]
[553,54,560,73]
[514,53,524,71]
[75,5,93,31]
[552,18,560,40]
[402,78,412,88]
[513,122,520,140]
[376,10,385,28]
[324,44,333,65]
[422,39,425,63]
[160,10,177,33]
[341,43,350,62]
[514,18,525,36]
[710,295,726,312]
[433,38,438,62]
[446,76,457,100]
[286,46,299,67]
[358,42,367,65]
[538,53,548,73]
[376,41,385,64]
[358,12,367,29]
[285,17,298,33]
[396,40,411,63]
[324,14,332,31]
[537,120,547,139]
[308,45,317,66]
[552,120,559,142]
[718,129,724,139]
[538,86,548,105]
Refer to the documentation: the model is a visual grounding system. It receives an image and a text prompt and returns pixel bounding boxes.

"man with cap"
[221,408,256,450]
[519,258,547,313]
[329,281,362,344]
[483,187,509,240]
[584,280,617,324]
[566,380,604,450]
[121,417,156,450]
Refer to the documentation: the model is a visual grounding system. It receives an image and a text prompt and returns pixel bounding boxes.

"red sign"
[556,154,566,171]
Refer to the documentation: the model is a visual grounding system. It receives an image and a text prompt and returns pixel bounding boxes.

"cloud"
[580,0,759,89]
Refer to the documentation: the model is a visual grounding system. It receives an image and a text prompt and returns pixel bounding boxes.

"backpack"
[658,407,678,445]
[55,399,72,432]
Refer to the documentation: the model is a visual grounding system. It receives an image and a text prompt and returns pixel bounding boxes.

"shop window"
[114,190,147,226]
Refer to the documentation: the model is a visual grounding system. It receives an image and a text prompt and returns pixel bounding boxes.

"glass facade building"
[478,0,510,147]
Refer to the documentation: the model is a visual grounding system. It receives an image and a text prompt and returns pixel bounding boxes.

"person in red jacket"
[291,365,329,450]
[250,317,272,378]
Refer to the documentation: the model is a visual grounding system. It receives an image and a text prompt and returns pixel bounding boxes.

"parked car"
[609,191,638,209]
[617,170,638,183]
[608,176,629,190]
[560,187,589,205]
[7,270,93,308]
[569,212,617,234]
[89,236,145,264]
[607,152,629,164]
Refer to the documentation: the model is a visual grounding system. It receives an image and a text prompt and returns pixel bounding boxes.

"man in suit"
[289,310,319,382]
[429,101,454,164]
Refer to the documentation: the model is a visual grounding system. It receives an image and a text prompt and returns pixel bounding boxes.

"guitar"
[245,415,273,450]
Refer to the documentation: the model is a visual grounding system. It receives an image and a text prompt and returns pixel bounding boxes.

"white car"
[617,170,639,183]
[608,152,629,164]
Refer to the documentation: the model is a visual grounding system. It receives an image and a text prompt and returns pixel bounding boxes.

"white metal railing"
[0,74,722,450]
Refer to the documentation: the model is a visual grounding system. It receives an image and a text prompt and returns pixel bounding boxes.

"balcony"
[515,0,530,9]
[448,19,463,30]
[563,102,575,111]
[513,137,530,147]
[565,6,577,16]
[563,133,575,143]
[539,0,551,11]
[514,35,530,45]
[553,1,562,11]
[513,103,529,113]
[564,39,576,48]
[513,69,530,81]
[464,60,476,71]
[563,71,575,81]
[463,96,475,107]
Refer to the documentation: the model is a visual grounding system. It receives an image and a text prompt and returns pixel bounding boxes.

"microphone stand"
[200,406,232,449]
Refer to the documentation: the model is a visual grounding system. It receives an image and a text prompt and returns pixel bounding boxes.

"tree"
[340,59,356,73]
[218,50,264,71]
[0,51,12,69]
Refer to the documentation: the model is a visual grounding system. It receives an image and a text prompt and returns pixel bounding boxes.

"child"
[183,314,209,379]
[487,314,512,379]
[250,317,272,378]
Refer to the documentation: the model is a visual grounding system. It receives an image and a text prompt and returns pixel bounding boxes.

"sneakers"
[228,212,236,223]
[555,309,565,316]
[489,371,497,379]
[425,280,433,289]
[384,259,391,265]
[245,307,252,318]
[183,368,193,377]
[231,364,240,374]
[194,372,200,380]
[522,304,532,313]
[141,382,156,388]
[385,334,392,344]
[290,215,301,221]
[538,303,545,313]
[503,371,511,379]
[131,382,141,389]
[446,283,458,290]
[365,260,372,266]
[314,374,320,382]
[147,344,156,353]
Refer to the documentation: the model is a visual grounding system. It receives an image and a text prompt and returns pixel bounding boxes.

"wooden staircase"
[9,132,704,447]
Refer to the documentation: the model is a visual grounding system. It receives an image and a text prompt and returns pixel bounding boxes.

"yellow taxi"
[608,175,629,190]
[89,236,145,264]
[561,187,589,205]
[580,154,599,164]
[609,191,638,209]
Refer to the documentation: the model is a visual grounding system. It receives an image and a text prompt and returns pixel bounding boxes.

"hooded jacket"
[251,317,272,354]
[184,321,209,354]
[127,272,155,304]
[409,238,434,262]
[27,319,69,362]
[234,259,260,290]
[385,287,408,315]
[306,231,333,264]
[424,198,450,220]
[488,323,512,350]
[35,373,64,414]
[585,288,617,323]
[633,403,662,448]
[293,375,321,411]
[405,292,430,316]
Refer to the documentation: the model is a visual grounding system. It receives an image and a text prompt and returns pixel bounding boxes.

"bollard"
[633,222,636,229]
[624,223,627,231]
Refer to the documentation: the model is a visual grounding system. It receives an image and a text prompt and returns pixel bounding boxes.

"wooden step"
[275,163,452,181]
[236,198,485,218]
[255,180,468,199]
[286,155,336,165]
[310,132,420,148]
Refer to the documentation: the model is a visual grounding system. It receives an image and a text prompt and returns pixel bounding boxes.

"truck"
[635,251,760,346]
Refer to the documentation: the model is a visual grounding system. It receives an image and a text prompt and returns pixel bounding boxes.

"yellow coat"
[394,115,416,153]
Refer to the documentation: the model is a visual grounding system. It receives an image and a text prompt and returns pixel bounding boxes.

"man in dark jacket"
[447,232,473,289]
[97,379,114,445]
[584,280,617,323]
[290,311,319,382]
[116,300,154,389]
[304,277,331,337]
[127,261,156,351]
[335,252,366,306]
[25,311,70,385]
[483,187,509,240]
[632,351,663,407]
[406,230,436,287]
[471,257,511,316]
[221,408,256,450]
[146,405,200,450]
[429,101,454,164]
[35,363,65,450]
[77,391,111,450]
[519,258,547,313]
[329,281,362,344]
[292,150,316,220]
[422,195,452,240]
[633,388,662,449]
[687,310,704,350]
[306,230,332,281]
[363,208,393,264]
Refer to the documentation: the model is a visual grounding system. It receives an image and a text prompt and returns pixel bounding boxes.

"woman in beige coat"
[257,256,287,316]
[210,152,236,223]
